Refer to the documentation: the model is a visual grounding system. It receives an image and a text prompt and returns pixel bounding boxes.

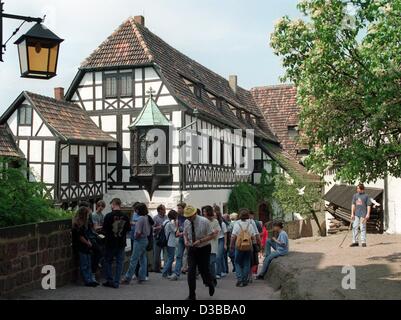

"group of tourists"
[72,199,289,300]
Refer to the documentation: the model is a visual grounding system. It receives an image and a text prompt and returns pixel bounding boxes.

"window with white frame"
[18,105,32,126]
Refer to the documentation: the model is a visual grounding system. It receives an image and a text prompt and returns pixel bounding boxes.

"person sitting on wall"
[256,221,289,280]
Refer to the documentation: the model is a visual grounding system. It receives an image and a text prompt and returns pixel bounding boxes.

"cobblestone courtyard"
[7,233,401,300]
[14,271,278,300]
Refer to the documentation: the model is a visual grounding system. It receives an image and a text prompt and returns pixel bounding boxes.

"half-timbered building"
[0,15,316,212]
[0,90,113,207]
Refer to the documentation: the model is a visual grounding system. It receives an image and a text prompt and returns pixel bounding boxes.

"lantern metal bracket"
[0,1,44,62]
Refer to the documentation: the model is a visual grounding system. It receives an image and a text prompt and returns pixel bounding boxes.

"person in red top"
[261,223,269,251]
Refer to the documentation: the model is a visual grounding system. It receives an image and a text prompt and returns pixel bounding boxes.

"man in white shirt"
[183,205,217,300]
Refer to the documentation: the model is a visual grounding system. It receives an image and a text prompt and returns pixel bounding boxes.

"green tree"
[0,158,70,228]
[228,168,277,219]
[255,167,277,203]
[273,174,324,235]
[271,0,401,183]
[228,182,257,214]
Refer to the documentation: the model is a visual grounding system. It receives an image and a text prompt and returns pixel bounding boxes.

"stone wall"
[284,213,326,239]
[0,219,76,297]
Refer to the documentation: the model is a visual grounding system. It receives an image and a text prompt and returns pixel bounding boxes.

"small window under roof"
[288,125,299,139]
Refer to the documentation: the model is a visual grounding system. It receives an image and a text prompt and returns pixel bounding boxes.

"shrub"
[227,182,257,213]
[0,158,71,228]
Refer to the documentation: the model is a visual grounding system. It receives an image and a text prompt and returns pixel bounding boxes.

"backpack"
[236,222,252,251]
[155,220,170,248]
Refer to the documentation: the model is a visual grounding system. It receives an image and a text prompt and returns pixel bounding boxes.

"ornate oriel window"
[129,89,172,197]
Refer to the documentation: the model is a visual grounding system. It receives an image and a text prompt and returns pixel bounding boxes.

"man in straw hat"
[183,205,216,300]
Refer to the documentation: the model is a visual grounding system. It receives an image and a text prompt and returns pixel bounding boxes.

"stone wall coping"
[0,219,72,241]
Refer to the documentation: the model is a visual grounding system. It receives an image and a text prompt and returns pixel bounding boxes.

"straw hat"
[184,205,197,218]
[230,212,238,221]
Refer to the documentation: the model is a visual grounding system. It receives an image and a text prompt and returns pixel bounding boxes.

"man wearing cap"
[102,198,131,288]
[183,205,216,300]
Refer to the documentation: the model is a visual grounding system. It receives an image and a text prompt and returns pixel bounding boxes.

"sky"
[0,0,300,114]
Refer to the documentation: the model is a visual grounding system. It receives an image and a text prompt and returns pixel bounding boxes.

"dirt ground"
[266,233,401,300]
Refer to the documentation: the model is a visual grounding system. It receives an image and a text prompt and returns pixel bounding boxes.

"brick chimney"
[54,87,64,101]
[134,15,145,26]
[229,75,238,94]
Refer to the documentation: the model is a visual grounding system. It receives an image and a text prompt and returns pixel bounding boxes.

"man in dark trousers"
[350,184,372,247]
[183,205,216,300]
[102,198,131,288]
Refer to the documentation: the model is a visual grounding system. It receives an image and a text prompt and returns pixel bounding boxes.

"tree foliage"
[255,165,277,203]
[273,174,324,235]
[228,168,277,215]
[271,0,401,183]
[0,158,70,228]
[228,182,258,213]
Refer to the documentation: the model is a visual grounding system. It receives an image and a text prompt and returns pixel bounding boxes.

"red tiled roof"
[79,18,277,143]
[25,92,114,143]
[0,125,23,158]
[258,140,320,183]
[251,85,307,160]
[81,19,152,69]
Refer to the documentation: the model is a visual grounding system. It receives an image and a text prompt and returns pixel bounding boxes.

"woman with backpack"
[229,208,257,287]
[162,210,178,279]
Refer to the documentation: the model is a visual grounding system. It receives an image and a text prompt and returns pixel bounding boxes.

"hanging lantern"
[14,23,63,79]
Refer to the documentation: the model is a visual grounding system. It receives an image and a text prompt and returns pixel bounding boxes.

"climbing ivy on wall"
[227,182,257,214]
[228,161,279,216]
[256,162,278,203]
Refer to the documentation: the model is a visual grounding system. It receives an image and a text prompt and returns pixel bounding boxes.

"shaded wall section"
[284,213,326,239]
[0,219,76,297]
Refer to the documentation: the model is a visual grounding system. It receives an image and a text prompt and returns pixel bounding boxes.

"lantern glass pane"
[28,42,50,72]
[48,44,59,73]
[18,40,28,74]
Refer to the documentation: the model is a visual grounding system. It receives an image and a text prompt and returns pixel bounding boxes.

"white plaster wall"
[7,111,18,136]
[382,176,401,234]
[43,164,55,184]
[102,189,232,214]
[31,110,42,136]
[18,126,31,136]
[101,115,117,132]
[29,140,42,162]
[43,141,56,162]
[18,139,28,157]
[37,124,52,137]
